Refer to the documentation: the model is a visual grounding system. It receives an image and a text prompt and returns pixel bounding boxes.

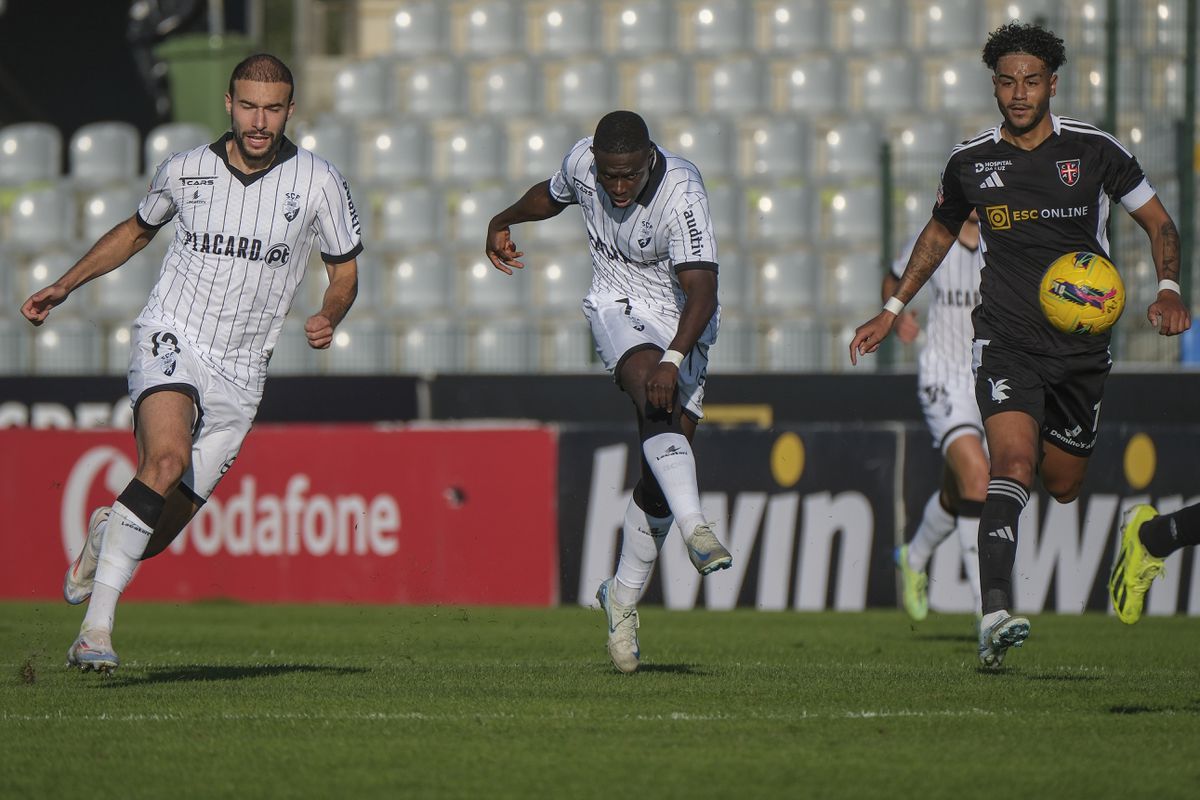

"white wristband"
[883,296,906,316]
[1158,279,1182,295]
[660,349,685,368]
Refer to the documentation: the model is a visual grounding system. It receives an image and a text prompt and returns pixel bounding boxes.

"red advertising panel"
[0,425,558,605]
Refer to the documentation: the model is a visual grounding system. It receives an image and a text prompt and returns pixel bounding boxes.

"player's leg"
[944,431,988,616]
[896,488,951,622]
[141,487,205,560]
[1110,500,1200,624]
[1138,502,1200,558]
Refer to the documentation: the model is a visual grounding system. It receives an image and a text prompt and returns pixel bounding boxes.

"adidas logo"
[979,171,1005,189]
[987,526,1015,542]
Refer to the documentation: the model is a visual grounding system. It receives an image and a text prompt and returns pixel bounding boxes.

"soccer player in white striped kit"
[486,111,732,674]
[20,54,362,672]
[885,212,987,624]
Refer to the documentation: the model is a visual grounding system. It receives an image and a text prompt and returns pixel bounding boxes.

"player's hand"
[646,362,679,414]
[485,225,524,275]
[304,314,335,349]
[848,311,897,366]
[20,284,68,326]
[894,310,921,344]
[1147,291,1191,337]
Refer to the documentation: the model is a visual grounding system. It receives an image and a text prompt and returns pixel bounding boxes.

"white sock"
[956,514,982,615]
[907,492,956,571]
[642,433,706,535]
[83,501,153,633]
[613,497,672,605]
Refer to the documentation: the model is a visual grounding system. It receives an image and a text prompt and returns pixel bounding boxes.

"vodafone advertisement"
[0,425,558,606]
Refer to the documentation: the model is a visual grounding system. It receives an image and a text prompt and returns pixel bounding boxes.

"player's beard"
[231,117,287,170]
[1000,98,1049,138]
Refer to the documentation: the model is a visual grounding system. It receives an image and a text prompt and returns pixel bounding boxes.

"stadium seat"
[103,322,132,375]
[362,118,429,184]
[333,58,394,117]
[92,249,155,318]
[460,251,527,311]
[706,315,754,374]
[1143,0,1186,53]
[608,0,673,55]
[817,119,883,178]
[15,252,75,305]
[543,57,616,117]
[893,187,932,242]
[629,57,691,116]
[823,183,883,242]
[680,0,749,55]
[1068,0,1108,47]
[756,0,827,53]
[929,55,997,114]
[69,122,140,185]
[759,318,820,371]
[377,184,440,247]
[700,55,763,115]
[987,0,1061,31]
[8,185,76,250]
[839,0,906,51]
[534,249,592,311]
[1123,119,1176,177]
[542,318,596,372]
[521,205,587,247]
[827,250,886,308]
[661,117,735,181]
[1067,56,1110,117]
[0,315,32,374]
[432,119,504,182]
[390,0,448,57]
[754,249,820,310]
[80,185,142,242]
[470,317,538,372]
[771,54,843,115]
[0,122,61,185]
[398,317,462,373]
[1134,55,1186,114]
[321,315,389,374]
[402,59,464,117]
[704,179,741,245]
[532,0,597,55]
[508,118,586,182]
[744,183,814,245]
[387,248,453,312]
[144,123,212,173]
[32,316,103,375]
[742,116,808,180]
[456,1,524,56]
[471,57,539,117]
[266,317,319,375]
[296,117,359,180]
[890,117,956,178]
[857,53,921,114]
[920,0,981,50]
[714,250,746,312]
[446,183,511,247]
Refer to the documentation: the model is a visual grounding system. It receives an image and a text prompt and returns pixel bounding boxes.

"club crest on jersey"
[1056,159,1081,187]
[637,219,654,248]
[282,192,302,222]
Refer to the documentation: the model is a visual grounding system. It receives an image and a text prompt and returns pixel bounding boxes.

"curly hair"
[982,22,1066,73]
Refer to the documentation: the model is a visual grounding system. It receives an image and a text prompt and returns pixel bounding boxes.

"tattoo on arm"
[1158,220,1180,282]
[896,236,950,303]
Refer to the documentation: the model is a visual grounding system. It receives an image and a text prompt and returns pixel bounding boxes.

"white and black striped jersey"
[548,137,719,320]
[136,134,363,392]
[891,232,982,386]
[933,114,1153,356]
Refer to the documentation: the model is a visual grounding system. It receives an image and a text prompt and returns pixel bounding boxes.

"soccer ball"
[1038,251,1125,335]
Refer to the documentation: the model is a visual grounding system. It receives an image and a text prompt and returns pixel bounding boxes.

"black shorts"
[972,338,1111,456]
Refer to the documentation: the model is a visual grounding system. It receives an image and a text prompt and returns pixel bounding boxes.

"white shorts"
[918,377,984,454]
[127,320,260,501]
[582,293,719,420]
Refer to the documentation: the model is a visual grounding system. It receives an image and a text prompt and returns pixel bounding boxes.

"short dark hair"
[982,22,1066,73]
[228,53,295,101]
[593,110,651,155]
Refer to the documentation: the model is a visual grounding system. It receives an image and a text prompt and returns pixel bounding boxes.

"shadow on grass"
[1109,699,1200,715]
[636,663,706,675]
[914,633,976,644]
[102,663,368,687]
[1024,672,1103,683]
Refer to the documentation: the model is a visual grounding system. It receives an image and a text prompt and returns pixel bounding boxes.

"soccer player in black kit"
[849,22,1190,667]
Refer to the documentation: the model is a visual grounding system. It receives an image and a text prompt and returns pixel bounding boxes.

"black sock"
[978,477,1030,614]
[117,478,166,530]
[1140,504,1200,558]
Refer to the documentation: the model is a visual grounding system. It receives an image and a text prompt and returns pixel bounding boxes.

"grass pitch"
[1,602,1198,799]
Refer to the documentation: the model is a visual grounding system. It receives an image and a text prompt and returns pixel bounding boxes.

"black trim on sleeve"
[321,241,364,264]
[135,211,170,231]
[674,260,718,273]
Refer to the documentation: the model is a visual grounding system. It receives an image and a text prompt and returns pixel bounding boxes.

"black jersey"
[932,115,1155,356]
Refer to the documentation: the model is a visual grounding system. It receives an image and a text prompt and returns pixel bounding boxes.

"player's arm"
[881,272,920,344]
[485,180,570,275]
[646,267,717,413]
[850,217,956,364]
[1128,196,1190,336]
[305,259,359,350]
[20,215,158,326]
